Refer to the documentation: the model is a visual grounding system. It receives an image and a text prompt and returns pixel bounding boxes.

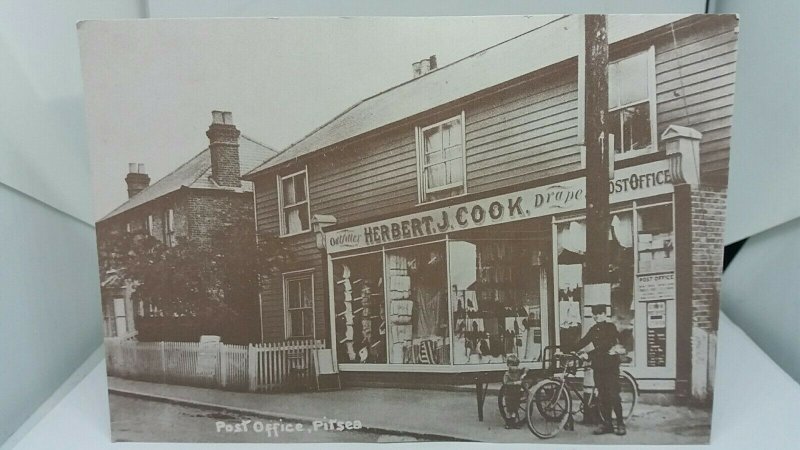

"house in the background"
[96,111,278,342]
[243,15,737,404]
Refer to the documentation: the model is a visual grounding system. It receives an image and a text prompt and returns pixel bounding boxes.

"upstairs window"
[417,113,466,203]
[608,47,657,159]
[278,168,311,236]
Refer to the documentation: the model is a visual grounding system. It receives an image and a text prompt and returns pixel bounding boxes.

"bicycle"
[526,347,638,439]
[497,372,535,428]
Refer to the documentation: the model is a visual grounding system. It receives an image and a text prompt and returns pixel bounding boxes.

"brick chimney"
[206,110,241,188]
[412,55,438,78]
[125,163,150,198]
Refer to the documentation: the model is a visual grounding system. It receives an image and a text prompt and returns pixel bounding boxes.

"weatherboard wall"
[252,14,738,344]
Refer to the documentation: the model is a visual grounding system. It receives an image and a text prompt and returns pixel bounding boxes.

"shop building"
[244,15,737,402]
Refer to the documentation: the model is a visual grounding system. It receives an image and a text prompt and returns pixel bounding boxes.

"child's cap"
[506,354,520,366]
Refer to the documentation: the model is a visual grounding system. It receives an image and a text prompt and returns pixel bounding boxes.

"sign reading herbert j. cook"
[326,160,673,253]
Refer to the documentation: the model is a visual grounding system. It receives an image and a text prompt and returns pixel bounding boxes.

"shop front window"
[556,215,635,363]
[556,221,585,351]
[450,239,547,365]
[636,204,674,368]
[333,253,386,363]
[386,243,450,364]
[637,205,674,274]
[610,213,635,358]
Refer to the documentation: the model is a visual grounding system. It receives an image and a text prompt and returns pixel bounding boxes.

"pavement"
[107,377,711,444]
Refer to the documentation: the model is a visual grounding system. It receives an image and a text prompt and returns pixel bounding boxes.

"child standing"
[502,354,528,429]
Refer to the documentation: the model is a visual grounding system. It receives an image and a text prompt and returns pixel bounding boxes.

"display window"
[636,204,674,275]
[555,201,675,373]
[449,239,548,365]
[555,212,635,362]
[332,252,387,363]
[609,212,635,357]
[635,203,674,369]
[385,243,451,365]
[326,200,675,374]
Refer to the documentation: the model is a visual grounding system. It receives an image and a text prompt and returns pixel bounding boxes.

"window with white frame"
[417,113,466,203]
[278,169,311,236]
[284,273,314,338]
[608,47,657,158]
[113,297,127,336]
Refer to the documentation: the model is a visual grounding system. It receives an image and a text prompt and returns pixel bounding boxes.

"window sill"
[279,230,311,239]
[416,191,470,208]
[614,147,657,162]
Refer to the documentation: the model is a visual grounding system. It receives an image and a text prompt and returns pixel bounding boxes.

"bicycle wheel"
[526,380,571,439]
[498,384,528,427]
[619,371,638,420]
[597,371,639,422]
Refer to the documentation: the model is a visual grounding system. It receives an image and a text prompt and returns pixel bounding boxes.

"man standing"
[570,304,626,436]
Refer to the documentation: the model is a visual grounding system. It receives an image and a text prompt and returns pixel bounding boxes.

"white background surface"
[5,313,798,449]
[722,217,800,381]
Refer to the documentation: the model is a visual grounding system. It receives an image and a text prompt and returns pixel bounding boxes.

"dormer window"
[416,112,467,203]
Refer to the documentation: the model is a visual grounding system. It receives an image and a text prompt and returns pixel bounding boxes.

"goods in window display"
[386,245,450,365]
[450,239,547,365]
[334,255,387,364]
[337,265,357,361]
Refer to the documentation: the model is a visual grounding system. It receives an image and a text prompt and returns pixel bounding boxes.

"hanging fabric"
[558,220,586,255]
[611,214,634,248]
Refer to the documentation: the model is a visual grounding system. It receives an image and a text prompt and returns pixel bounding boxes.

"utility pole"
[583,14,611,295]
[581,14,610,426]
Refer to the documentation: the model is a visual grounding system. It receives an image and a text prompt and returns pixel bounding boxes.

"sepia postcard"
[78,14,739,444]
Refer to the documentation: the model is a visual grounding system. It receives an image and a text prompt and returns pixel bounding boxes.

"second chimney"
[412,55,438,78]
[125,163,150,198]
[206,111,241,188]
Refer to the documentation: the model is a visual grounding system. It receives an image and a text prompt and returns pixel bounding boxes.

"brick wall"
[689,184,726,403]
[690,186,726,332]
[210,143,242,188]
[186,190,253,248]
[96,193,188,245]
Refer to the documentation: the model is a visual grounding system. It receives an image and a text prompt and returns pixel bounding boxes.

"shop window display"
[637,205,674,274]
[333,253,386,363]
[637,204,674,368]
[556,215,635,361]
[450,240,547,365]
[610,213,635,358]
[386,243,450,365]
[556,221,586,351]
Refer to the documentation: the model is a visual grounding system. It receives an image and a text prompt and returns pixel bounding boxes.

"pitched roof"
[244,14,689,179]
[100,134,277,221]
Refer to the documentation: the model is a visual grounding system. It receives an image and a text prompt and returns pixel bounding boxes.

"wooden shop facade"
[243,14,737,400]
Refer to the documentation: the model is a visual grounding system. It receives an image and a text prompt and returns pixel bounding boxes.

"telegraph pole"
[584,14,611,293]
[581,14,610,426]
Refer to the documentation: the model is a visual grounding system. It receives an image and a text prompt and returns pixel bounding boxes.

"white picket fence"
[105,338,325,392]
